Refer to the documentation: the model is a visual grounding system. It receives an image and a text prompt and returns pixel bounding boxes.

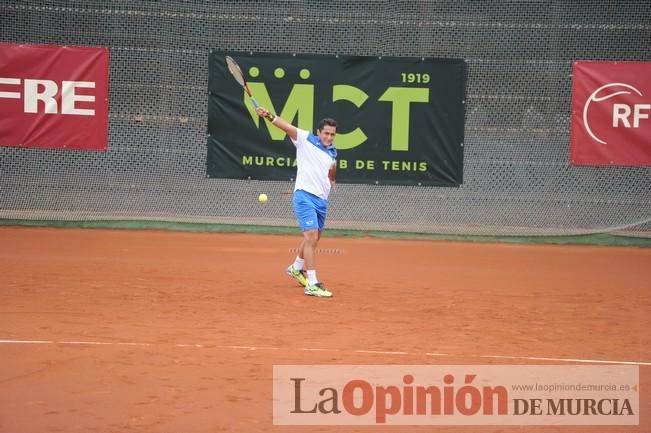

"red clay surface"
[0,226,650,432]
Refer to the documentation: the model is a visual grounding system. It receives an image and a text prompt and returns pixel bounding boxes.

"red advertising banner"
[0,43,109,150]
[570,61,651,166]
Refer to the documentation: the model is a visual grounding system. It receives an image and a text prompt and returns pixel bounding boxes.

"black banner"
[207,52,465,186]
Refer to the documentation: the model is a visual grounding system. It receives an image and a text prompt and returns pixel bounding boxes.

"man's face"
[317,125,337,147]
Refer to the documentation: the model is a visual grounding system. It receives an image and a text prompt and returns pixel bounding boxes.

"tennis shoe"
[304,282,333,298]
[286,265,308,287]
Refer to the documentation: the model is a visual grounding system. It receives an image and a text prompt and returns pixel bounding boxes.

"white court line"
[60,341,114,346]
[0,339,150,347]
[1,339,650,366]
[228,345,264,351]
[299,348,333,352]
[478,354,649,366]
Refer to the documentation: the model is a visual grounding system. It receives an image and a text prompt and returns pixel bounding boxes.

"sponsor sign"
[0,43,109,150]
[570,61,651,166]
[207,52,466,186]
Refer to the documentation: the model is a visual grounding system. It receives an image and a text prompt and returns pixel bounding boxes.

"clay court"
[1,226,649,432]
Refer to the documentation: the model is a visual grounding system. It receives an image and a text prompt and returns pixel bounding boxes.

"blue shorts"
[293,189,328,232]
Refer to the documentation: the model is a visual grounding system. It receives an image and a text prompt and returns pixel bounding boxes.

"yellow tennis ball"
[258,193,268,203]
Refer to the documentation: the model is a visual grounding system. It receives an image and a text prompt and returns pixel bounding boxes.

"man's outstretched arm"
[255,107,298,142]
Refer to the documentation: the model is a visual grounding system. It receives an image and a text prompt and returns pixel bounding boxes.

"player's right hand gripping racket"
[225,55,259,108]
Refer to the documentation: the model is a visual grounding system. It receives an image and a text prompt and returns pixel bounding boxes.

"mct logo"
[242,67,429,151]
[0,77,97,115]
[571,61,651,166]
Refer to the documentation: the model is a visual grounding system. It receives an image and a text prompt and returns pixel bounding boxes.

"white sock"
[292,256,304,271]
[307,270,318,285]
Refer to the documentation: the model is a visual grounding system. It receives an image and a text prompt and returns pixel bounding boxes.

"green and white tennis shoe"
[286,265,308,287]
[304,282,333,298]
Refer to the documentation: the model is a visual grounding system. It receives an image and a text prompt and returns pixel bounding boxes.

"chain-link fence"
[1,1,650,236]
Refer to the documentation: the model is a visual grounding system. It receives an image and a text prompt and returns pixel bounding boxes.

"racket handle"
[251,97,259,108]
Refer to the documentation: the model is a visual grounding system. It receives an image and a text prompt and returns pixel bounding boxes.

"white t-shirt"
[290,128,337,200]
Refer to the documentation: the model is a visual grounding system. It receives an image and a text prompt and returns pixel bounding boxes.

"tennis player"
[255,106,337,298]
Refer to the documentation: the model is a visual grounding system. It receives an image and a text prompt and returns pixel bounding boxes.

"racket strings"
[225,57,245,87]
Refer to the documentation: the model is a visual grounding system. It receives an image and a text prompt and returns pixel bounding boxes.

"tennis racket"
[225,55,259,108]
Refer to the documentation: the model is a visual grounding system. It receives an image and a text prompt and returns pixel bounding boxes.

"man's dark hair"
[317,118,337,131]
